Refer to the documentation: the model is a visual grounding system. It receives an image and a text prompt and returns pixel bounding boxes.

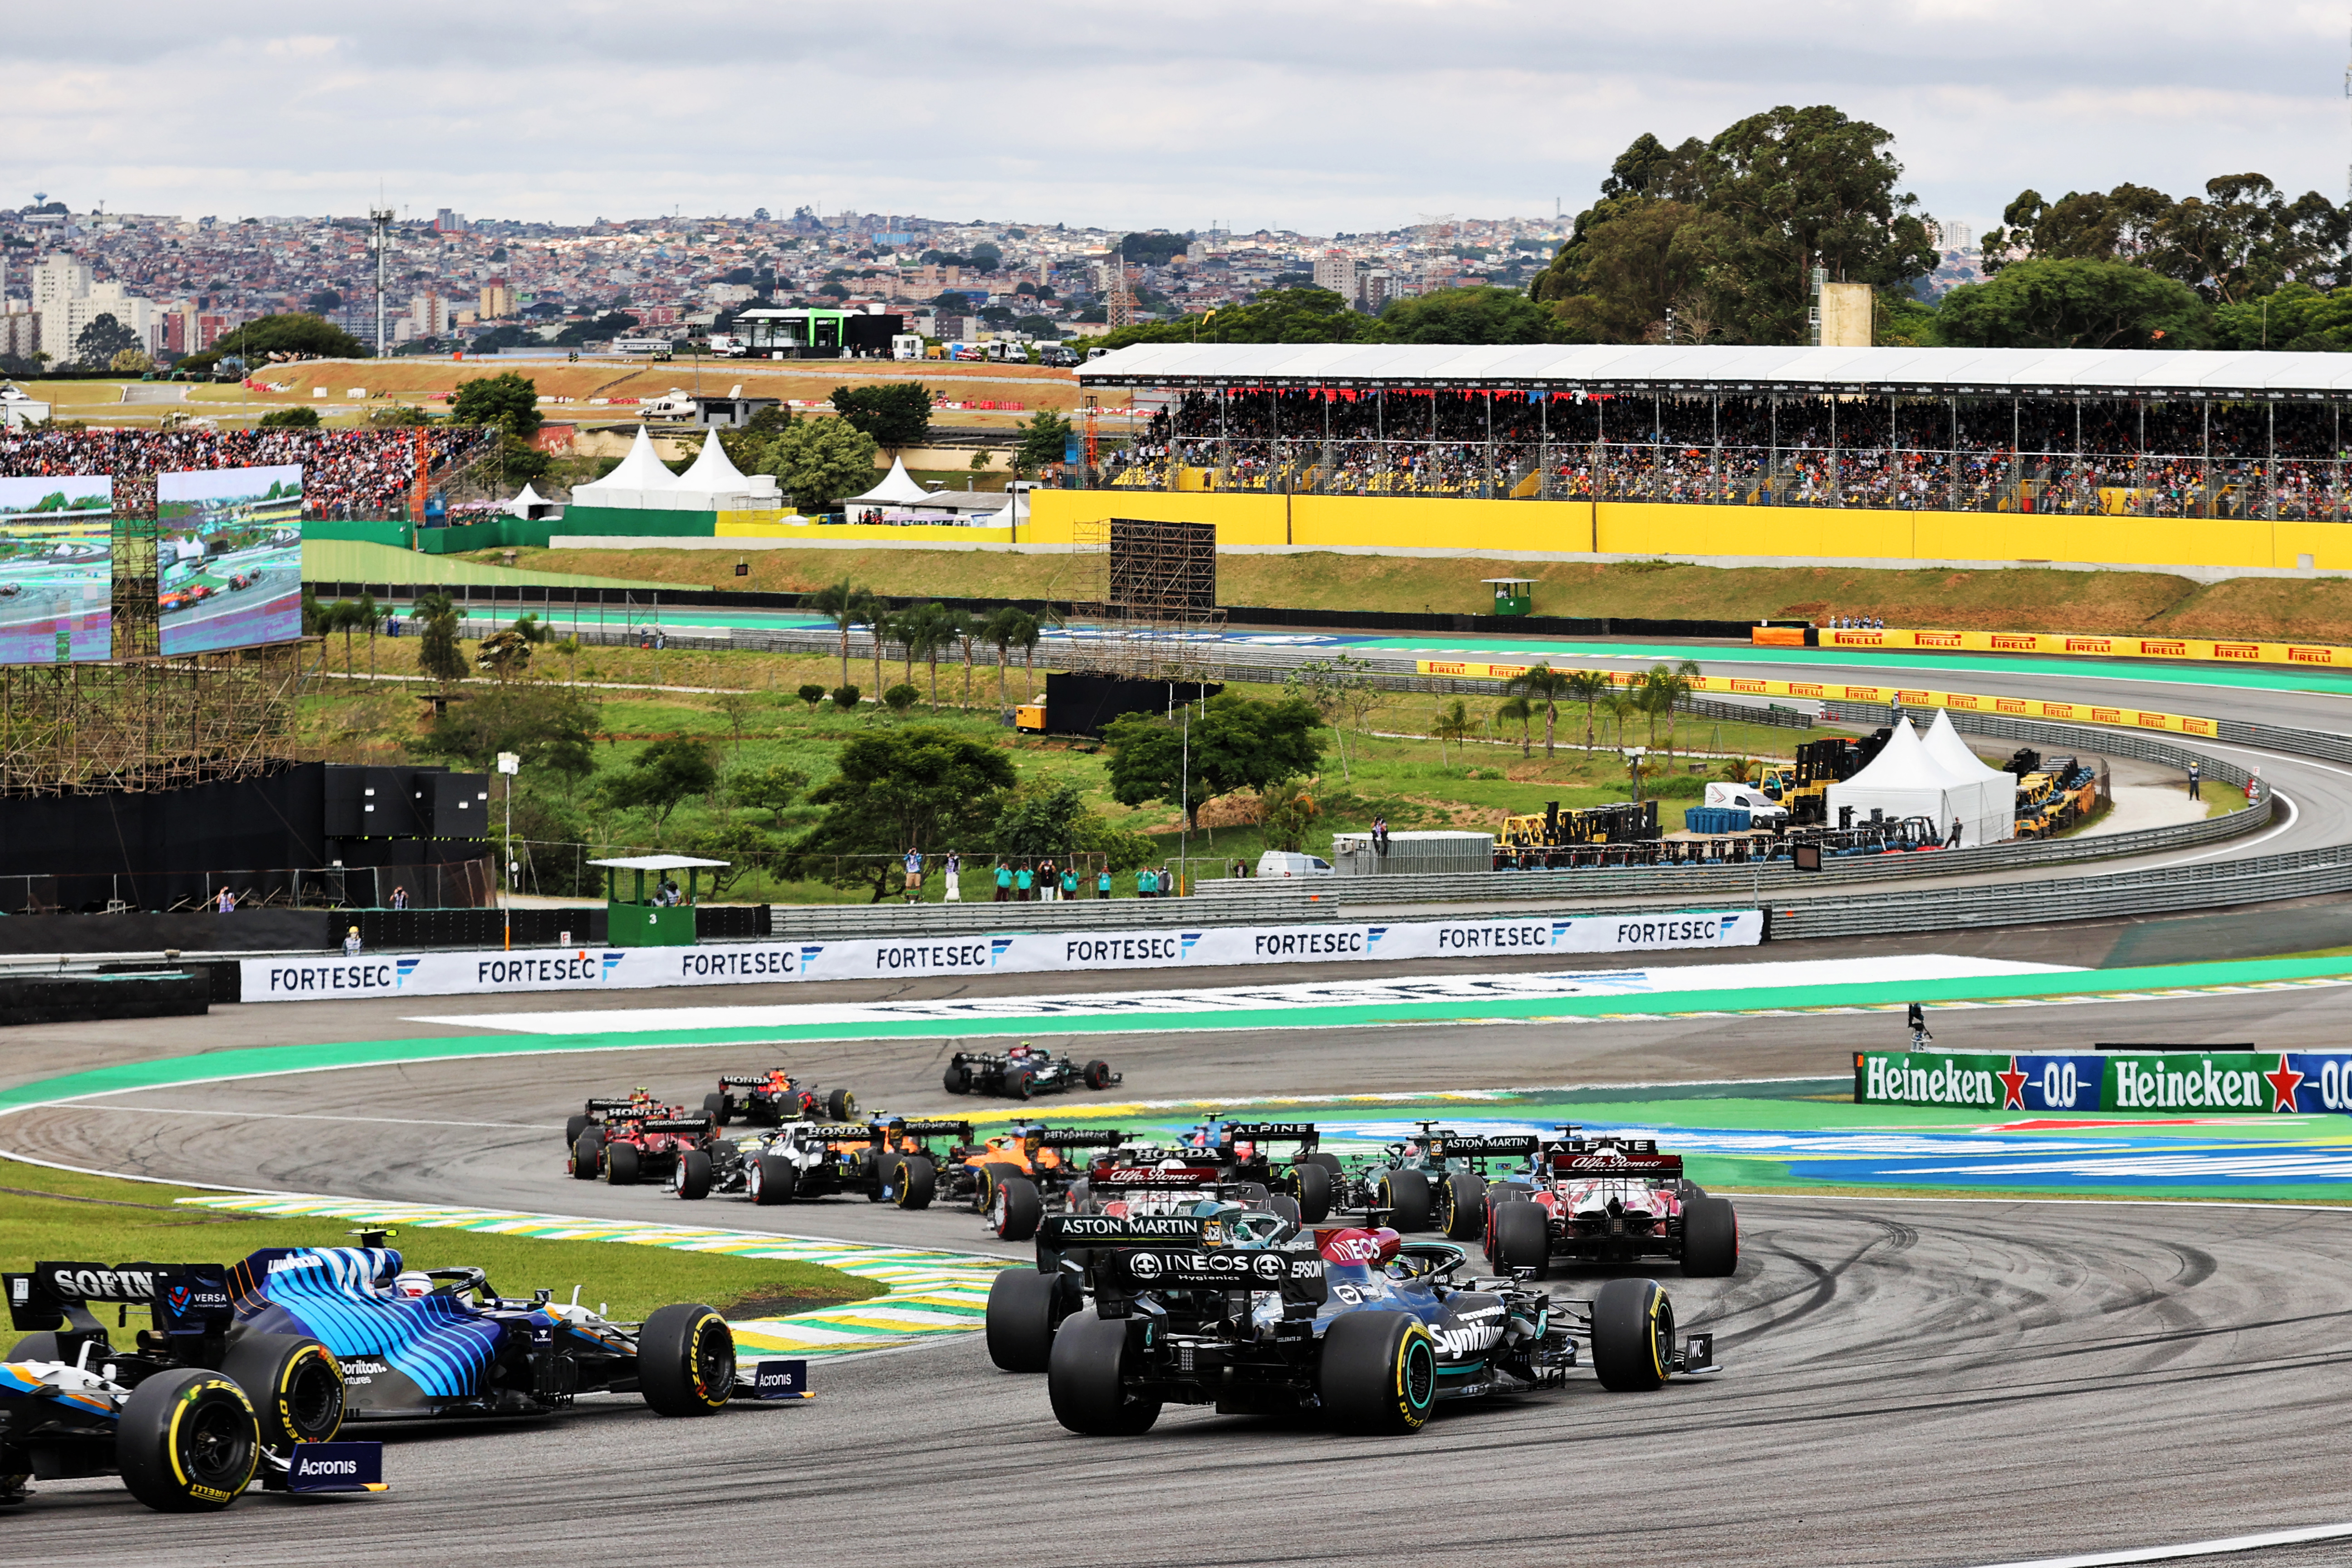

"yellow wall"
[715,516,1017,544]
[1025,490,2352,571]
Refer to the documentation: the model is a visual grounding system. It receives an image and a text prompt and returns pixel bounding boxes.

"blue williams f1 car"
[3,1235,757,1511]
[991,1208,1718,1436]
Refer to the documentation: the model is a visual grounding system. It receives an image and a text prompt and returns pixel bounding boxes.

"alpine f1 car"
[1483,1127,1738,1279]
[992,1209,1718,1433]
[687,1115,966,1208]
[4,1257,382,1512]
[704,1068,858,1127]
[1330,1123,1542,1241]
[943,1041,1120,1100]
[1165,1117,1341,1223]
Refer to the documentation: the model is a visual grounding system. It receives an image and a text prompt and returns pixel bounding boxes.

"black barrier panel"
[0,910,332,956]
[0,971,209,1027]
[1044,673,1225,739]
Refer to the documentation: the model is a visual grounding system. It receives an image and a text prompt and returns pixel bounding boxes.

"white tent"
[845,456,934,521]
[568,426,687,510]
[502,481,558,520]
[671,428,781,510]
[1825,721,1951,837]
[1920,709,2019,846]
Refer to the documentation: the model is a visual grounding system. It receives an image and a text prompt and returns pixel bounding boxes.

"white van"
[1702,783,1788,822]
[1255,850,1334,878]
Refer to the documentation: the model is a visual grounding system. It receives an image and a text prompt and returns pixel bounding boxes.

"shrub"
[883,682,920,714]
[830,684,862,710]
[798,683,828,709]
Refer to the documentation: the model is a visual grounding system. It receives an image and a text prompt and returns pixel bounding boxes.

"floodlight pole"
[496,751,520,948]
[370,207,395,361]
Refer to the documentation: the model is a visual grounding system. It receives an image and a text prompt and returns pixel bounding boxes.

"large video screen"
[0,475,113,665]
[157,465,304,656]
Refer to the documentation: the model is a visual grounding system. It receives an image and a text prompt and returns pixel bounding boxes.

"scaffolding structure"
[1071,516,1225,680]
[0,482,307,798]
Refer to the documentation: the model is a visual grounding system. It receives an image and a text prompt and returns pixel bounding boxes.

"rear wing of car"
[718,1074,783,1088]
[1221,1122,1320,1150]
[874,1118,974,1142]
[585,1097,646,1114]
[1547,1145,1685,1177]
[1428,1135,1541,1161]
[1035,1128,1127,1149]
[632,1117,712,1135]
[6,1260,235,1341]
[1085,1163,1230,1190]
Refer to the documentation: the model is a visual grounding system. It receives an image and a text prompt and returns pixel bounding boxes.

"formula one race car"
[1166,1117,1341,1223]
[568,1096,714,1187]
[689,1116,968,1208]
[564,1090,665,1152]
[1330,1123,1542,1240]
[1483,1127,1738,1279]
[945,1125,1131,1240]
[3,1257,382,1512]
[703,1069,857,1128]
[943,1041,1119,1100]
[994,1210,1718,1432]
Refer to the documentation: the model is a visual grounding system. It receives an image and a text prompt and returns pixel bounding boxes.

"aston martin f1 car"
[942,1041,1119,1100]
[1329,1123,1543,1240]
[1483,1127,1738,1279]
[704,1068,858,1127]
[992,1209,1718,1432]
[3,1257,381,1512]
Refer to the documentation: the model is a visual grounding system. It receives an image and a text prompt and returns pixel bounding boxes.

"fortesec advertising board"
[240,908,1761,1003]
[1856,1047,2352,1115]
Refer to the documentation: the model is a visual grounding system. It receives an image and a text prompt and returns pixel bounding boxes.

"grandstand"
[0,426,500,520]
[1076,345,2352,523]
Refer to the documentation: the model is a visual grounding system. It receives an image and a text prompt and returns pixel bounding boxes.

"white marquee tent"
[1920,709,2020,847]
[1825,718,2018,847]
[568,426,687,510]
[670,426,780,511]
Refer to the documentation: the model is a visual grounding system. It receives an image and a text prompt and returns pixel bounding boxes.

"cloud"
[12,1,2342,232]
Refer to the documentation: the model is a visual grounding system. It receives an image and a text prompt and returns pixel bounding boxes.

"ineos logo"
[1129,1254,1163,1280]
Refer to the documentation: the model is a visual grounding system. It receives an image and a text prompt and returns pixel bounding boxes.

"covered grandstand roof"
[1078,343,2352,398]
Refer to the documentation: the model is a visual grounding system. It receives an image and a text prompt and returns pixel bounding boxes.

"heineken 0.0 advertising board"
[1856,1048,2352,1114]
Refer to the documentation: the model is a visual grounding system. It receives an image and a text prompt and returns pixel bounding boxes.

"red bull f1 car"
[703,1068,858,1127]
[1483,1128,1738,1279]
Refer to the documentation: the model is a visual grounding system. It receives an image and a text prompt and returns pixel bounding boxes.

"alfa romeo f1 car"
[704,1068,858,1127]
[1484,1128,1738,1279]
[943,1041,1120,1100]
[992,1209,1717,1434]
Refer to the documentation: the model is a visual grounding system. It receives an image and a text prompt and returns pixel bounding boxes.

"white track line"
[1973,1519,2352,1566]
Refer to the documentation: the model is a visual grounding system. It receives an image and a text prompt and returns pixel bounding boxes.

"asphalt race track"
[11,638,2352,1565]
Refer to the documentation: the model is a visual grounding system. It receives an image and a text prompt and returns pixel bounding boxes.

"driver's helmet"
[1021,1130,1043,1156]
[1009,1042,1032,1059]
[1233,1140,1258,1163]
[766,1069,792,1088]
[392,1271,432,1298]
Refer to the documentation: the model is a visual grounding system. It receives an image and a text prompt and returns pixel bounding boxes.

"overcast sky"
[15,2,2347,236]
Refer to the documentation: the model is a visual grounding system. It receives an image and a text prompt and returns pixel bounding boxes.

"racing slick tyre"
[1300,1151,1343,1179]
[974,1161,1024,1214]
[1591,1277,1676,1392]
[5,1333,59,1362]
[637,1303,737,1416]
[985,1267,1075,1373]
[1048,1313,1160,1435]
[943,1063,971,1095]
[749,1155,797,1206]
[1440,1171,1487,1241]
[570,1129,604,1180]
[893,1155,936,1210]
[1489,1198,1550,1281]
[1482,1181,1535,1259]
[827,1088,857,1121]
[1377,1169,1435,1232]
[1268,1193,1302,1226]
[565,1113,590,1147]
[703,1093,730,1127]
[673,1148,714,1201]
[990,1174,1044,1241]
[605,1142,642,1186]
[1293,1161,1333,1224]
[1008,1068,1034,1101]
[1316,1312,1437,1435]
[1082,1059,1113,1090]
[220,1333,344,1449]
[1681,1196,1738,1278]
[116,1368,260,1512]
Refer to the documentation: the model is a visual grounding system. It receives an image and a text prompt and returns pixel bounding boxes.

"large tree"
[1373,286,1559,344]
[1935,259,2210,350]
[209,312,369,361]
[791,726,1017,901]
[768,417,878,513]
[1103,692,1323,829]
[73,314,141,368]
[1983,175,2348,304]
[450,371,543,439]
[1088,288,1368,354]
[830,382,933,450]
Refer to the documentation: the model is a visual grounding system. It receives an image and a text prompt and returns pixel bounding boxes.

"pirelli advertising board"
[1414,662,2218,739]
[1855,1048,2352,1115]
[1812,626,2352,671]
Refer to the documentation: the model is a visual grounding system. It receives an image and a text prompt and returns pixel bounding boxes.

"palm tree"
[1431,698,1473,770]
[983,607,1022,708]
[1496,696,1535,757]
[1563,669,1612,754]
[803,576,872,691]
[355,591,379,680]
[1503,663,1574,757]
[1657,657,1703,753]
[1000,609,1043,699]
[902,602,957,710]
[948,608,980,709]
[856,593,891,695]
[323,598,360,676]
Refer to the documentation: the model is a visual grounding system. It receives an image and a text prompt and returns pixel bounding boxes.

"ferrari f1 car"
[703,1068,857,1128]
[3,1257,382,1512]
[1329,1123,1542,1241]
[564,1090,672,1156]
[943,1041,1119,1100]
[570,1098,715,1187]
[1483,1127,1738,1279]
[991,1209,1718,1433]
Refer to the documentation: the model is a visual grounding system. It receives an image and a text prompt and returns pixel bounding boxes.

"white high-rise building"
[1312,251,1359,304]
[31,255,160,362]
[1929,220,1975,252]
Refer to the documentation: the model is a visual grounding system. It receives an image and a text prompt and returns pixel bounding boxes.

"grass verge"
[0,1161,881,1324]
